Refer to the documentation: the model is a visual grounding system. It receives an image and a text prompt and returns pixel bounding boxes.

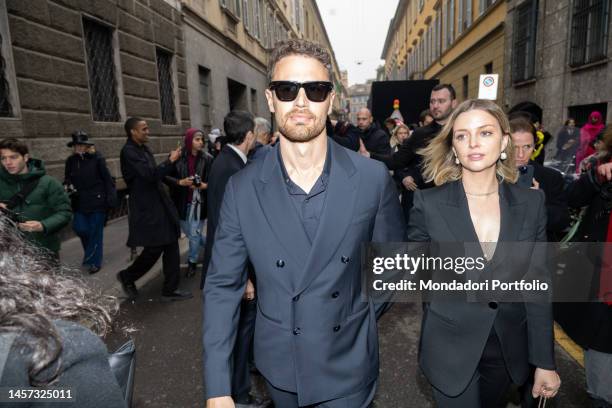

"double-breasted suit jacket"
[202,140,405,406]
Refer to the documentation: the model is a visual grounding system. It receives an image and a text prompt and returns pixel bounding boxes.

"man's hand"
[0,203,7,210]
[206,396,234,408]
[18,221,44,232]
[598,162,612,181]
[402,176,418,191]
[358,138,370,158]
[530,178,540,190]
[243,279,255,301]
[532,368,561,399]
[169,147,182,163]
[178,177,192,187]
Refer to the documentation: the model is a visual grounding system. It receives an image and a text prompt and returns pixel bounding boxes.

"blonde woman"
[390,122,410,151]
[408,99,560,406]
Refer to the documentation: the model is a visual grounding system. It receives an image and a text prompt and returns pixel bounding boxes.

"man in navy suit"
[203,39,405,407]
[201,110,262,408]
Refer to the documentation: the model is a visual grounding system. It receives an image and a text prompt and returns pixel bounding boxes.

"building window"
[512,0,538,83]
[570,0,610,67]
[155,48,177,124]
[220,0,241,17]
[198,66,211,130]
[82,18,120,122]
[267,8,274,48]
[446,0,455,48]
[0,32,12,117]
[419,0,425,11]
[253,0,262,39]
[293,0,301,31]
[462,74,469,99]
[228,78,247,111]
[250,88,257,115]
[458,0,472,34]
[485,62,493,73]
[480,0,496,15]
[242,0,250,30]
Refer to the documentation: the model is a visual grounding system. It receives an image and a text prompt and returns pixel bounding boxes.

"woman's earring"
[455,155,460,165]
[500,151,507,161]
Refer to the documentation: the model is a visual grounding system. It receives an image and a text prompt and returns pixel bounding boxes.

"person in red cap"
[166,128,213,277]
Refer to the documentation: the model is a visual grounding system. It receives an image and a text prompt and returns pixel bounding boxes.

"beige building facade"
[181,0,346,131]
[382,0,506,105]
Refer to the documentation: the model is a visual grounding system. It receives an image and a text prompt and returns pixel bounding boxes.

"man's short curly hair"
[267,39,333,83]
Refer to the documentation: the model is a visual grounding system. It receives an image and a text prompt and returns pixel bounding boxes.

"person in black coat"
[166,128,213,277]
[64,131,117,274]
[355,108,392,156]
[509,117,571,241]
[116,117,192,302]
[201,110,263,407]
[557,129,612,407]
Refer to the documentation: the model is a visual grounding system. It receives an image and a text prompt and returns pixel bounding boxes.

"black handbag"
[108,340,136,407]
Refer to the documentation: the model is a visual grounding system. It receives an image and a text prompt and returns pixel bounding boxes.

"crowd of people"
[0,37,611,408]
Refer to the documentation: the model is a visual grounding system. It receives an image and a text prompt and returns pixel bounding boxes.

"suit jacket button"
[333,325,341,332]
[292,295,300,302]
[293,327,301,335]
[331,291,339,298]
[341,256,350,264]
[276,260,285,268]
[488,301,498,310]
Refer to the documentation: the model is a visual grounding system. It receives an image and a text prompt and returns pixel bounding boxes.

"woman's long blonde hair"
[420,99,518,186]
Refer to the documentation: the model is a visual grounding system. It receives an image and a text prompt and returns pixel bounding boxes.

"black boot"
[186,261,197,278]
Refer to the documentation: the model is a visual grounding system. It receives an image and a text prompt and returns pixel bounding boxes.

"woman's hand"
[532,368,561,399]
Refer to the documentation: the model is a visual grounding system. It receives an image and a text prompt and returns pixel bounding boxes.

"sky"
[316,0,399,86]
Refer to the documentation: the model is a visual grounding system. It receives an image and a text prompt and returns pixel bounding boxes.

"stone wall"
[1,0,190,184]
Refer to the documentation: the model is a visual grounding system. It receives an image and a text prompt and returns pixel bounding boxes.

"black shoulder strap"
[6,178,41,210]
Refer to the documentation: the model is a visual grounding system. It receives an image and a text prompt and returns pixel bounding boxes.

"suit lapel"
[295,142,358,295]
[489,182,527,267]
[438,181,480,243]
[253,145,311,290]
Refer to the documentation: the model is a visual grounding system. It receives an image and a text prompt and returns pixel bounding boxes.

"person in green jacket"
[0,138,72,256]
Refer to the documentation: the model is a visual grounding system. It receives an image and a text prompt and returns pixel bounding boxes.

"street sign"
[478,74,499,100]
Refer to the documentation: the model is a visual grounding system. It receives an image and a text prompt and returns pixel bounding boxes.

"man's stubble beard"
[277,111,326,143]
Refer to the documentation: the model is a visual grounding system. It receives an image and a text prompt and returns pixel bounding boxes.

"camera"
[192,175,202,187]
[64,183,78,197]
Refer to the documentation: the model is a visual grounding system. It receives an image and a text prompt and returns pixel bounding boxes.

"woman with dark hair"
[0,216,126,407]
[409,99,560,406]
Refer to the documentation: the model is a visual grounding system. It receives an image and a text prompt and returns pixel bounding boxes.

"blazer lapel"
[253,145,311,289]
[295,142,358,295]
[438,181,480,243]
[489,182,527,268]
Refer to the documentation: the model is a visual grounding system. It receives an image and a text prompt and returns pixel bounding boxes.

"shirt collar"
[277,139,331,185]
[227,144,248,164]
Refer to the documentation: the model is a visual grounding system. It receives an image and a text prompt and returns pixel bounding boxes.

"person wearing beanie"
[166,128,213,277]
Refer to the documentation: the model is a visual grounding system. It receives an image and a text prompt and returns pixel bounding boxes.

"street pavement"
[62,218,591,407]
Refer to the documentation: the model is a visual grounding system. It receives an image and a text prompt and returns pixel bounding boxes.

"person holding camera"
[64,131,117,274]
[0,138,72,258]
[166,128,213,277]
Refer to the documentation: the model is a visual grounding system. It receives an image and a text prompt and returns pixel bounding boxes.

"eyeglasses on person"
[269,81,333,102]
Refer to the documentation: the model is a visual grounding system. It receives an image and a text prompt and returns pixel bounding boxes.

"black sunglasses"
[269,81,333,102]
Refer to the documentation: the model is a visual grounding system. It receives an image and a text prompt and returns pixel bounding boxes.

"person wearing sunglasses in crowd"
[408,99,561,407]
[202,39,404,408]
